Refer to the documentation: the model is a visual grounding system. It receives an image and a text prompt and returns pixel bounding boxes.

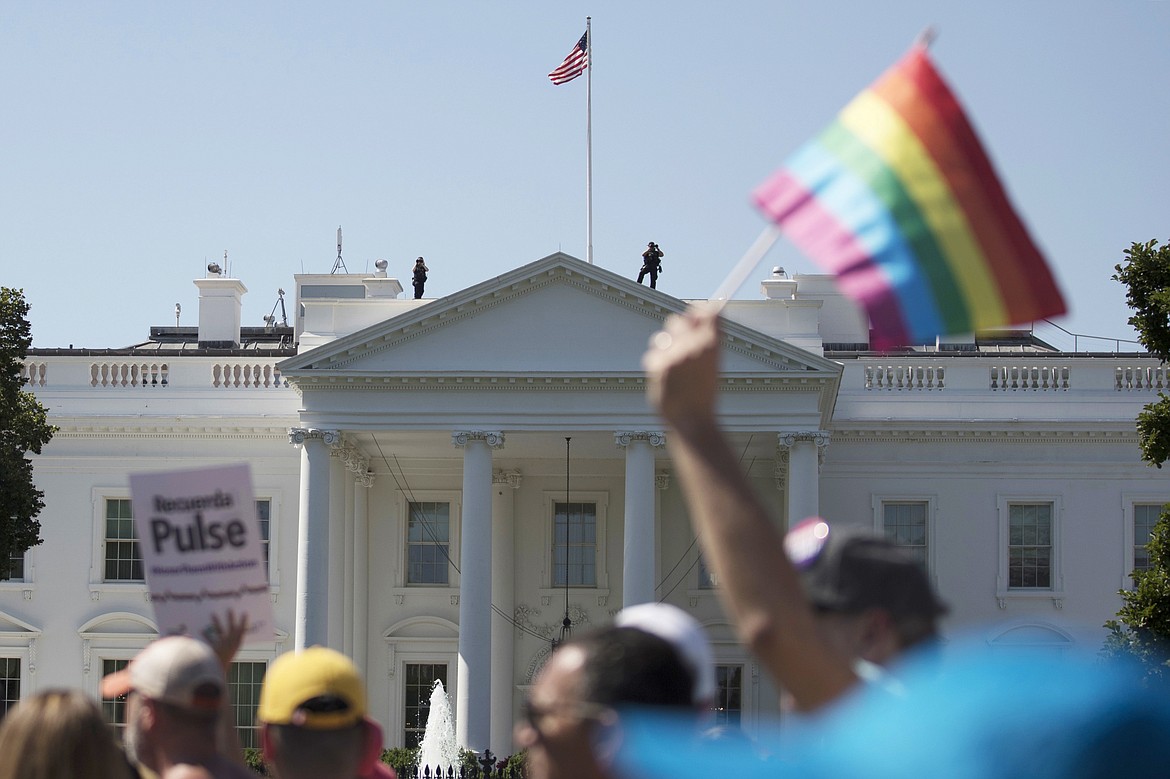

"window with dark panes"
[404,663,448,749]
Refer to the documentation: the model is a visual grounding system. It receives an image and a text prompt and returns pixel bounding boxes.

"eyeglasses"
[522,698,617,735]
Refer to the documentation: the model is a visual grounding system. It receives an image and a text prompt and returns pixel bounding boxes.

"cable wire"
[371,436,550,642]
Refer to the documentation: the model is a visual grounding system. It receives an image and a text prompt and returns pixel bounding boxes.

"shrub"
[382,746,420,775]
[242,747,269,775]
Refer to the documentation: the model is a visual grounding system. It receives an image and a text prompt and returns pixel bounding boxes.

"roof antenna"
[331,225,348,274]
[263,288,288,330]
[224,250,230,278]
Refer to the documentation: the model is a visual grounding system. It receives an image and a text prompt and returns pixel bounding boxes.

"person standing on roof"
[412,257,429,300]
[638,243,664,289]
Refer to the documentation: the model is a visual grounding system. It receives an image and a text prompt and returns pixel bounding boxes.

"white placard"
[129,464,273,643]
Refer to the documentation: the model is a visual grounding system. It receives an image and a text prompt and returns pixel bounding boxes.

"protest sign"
[129,463,273,643]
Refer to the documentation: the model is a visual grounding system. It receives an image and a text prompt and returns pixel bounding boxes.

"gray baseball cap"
[785,518,948,619]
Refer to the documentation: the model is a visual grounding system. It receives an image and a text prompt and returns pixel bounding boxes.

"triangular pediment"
[0,610,39,635]
[280,253,841,383]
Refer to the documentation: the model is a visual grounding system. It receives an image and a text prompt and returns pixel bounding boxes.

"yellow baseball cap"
[258,647,367,729]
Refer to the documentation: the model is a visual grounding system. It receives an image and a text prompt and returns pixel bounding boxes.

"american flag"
[548,31,588,85]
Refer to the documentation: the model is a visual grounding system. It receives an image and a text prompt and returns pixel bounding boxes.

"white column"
[290,428,339,651]
[328,453,347,650]
[616,431,666,608]
[352,471,373,674]
[453,430,504,753]
[490,469,521,756]
[777,432,830,529]
[334,442,374,668]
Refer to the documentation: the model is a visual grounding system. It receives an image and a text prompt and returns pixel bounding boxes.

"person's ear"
[514,718,538,749]
[359,718,383,774]
[858,609,900,664]
[260,724,276,761]
[139,698,158,732]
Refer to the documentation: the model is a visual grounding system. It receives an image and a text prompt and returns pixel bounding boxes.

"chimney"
[194,265,247,348]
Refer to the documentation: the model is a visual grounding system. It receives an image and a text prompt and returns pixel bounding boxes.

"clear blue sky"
[4,2,1167,349]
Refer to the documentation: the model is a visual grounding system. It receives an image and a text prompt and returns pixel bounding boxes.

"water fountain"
[417,679,460,778]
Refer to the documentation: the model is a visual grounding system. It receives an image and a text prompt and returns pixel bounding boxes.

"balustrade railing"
[19,360,292,390]
[90,362,169,388]
[864,365,945,390]
[1115,365,1170,391]
[211,362,288,389]
[989,365,1070,391]
[22,361,47,387]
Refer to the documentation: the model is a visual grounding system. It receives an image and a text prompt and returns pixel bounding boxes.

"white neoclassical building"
[4,252,1165,754]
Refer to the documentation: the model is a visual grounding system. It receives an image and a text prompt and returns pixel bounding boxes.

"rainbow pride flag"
[753,45,1066,349]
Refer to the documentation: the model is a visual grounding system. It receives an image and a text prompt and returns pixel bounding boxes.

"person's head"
[0,689,133,779]
[786,518,948,666]
[258,647,386,779]
[613,603,715,709]
[100,635,227,768]
[416,257,425,263]
[517,625,698,779]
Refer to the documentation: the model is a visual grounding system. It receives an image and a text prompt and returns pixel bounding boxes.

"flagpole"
[708,224,783,309]
[585,16,593,264]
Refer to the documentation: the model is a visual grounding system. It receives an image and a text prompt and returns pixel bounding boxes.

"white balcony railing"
[989,365,1070,392]
[21,359,291,390]
[852,359,1169,394]
[864,365,945,390]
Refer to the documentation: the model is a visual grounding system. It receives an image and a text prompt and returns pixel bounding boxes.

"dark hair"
[266,722,366,778]
[569,626,693,708]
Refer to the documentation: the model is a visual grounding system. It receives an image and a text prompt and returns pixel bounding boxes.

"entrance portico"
[278,253,841,754]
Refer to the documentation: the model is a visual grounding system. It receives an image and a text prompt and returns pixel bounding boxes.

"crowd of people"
[2,304,1168,778]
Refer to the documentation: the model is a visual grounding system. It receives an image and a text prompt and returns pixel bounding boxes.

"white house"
[4,252,1164,755]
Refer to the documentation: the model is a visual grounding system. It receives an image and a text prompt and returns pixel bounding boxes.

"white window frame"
[697,551,718,590]
[0,610,40,712]
[226,657,270,749]
[688,549,719,605]
[872,494,937,582]
[393,491,461,595]
[711,662,746,729]
[1121,493,1169,591]
[78,612,159,701]
[0,544,34,596]
[539,490,609,602]
[706,620,757,736]
[254,492,283,593]
[382,617,458,749]
[80,613,285,738]
[400,660,451,750]
[405,499,455,587]
[90,490,146,596]
[997,495,1064,606]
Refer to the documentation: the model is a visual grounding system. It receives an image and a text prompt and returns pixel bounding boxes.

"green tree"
[1104,518,1170,685]
[1114,239,1170,466]
[1105,240,1170,683]
[0,288,54,578]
